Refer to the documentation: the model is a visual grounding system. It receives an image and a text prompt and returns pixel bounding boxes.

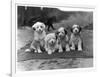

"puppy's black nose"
[51,41,53,43]
[75,30,77,32]
[39,29,43,32]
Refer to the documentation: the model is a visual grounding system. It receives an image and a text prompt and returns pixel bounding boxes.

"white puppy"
[44,33,58,55]
[25,22,46,53]
[70,24,83,51]
[56,27,70,52]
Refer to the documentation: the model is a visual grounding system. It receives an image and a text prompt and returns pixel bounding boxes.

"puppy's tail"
[25,48,35,52]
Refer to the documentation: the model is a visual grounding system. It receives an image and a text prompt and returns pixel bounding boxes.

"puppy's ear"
[55,31,59,35]
[55,31,58,39]
[79,27,82,33]
[32,26,36,30]
[70,28,73,33]
[64,29,68,34]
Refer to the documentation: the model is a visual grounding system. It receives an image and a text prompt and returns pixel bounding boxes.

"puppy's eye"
[62,31,64,33]
[40,26,43,28]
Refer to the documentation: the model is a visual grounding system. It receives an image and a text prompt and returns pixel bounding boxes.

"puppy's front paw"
[47,50,52,55]
[45,48,48,52]
[78,48,82,51]
[38,49,42,53]
[70,47,75,50]
[66,48,70,52]
[59,49,63,53]
[34,50,37,53]
[48,52,52,55]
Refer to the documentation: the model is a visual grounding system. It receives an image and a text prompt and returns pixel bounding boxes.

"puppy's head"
[32,22,45,34]
[71,24,81,34]
[56,27,68,39]
[46,33,57,47]
[48,38,56,46]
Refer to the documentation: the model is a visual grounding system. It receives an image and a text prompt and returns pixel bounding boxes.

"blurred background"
[17,6,93,30]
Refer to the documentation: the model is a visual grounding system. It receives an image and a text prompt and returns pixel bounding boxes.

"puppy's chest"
[34,32,46,46]
[71,35,80,44]
[58,38,67,45]
[38,35,45,40]
[49,44,57,51]
[34,32,46,40]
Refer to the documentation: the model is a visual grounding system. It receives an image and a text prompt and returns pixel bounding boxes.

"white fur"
[44,33,58,55]
[25,22,46,53]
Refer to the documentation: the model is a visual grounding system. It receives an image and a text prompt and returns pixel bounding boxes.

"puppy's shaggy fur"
[70,24,83,51]
[44,33,58,55]
[56,27,70,52]
[25,22,46,53]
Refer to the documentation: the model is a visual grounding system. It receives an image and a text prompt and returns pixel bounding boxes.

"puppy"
[44,33,58,55]
[70,24,83,51]
[25,22,46,53]
[56,27,70,52]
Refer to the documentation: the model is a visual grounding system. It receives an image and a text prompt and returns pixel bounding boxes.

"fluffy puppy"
[70,24,83,51]
[25,22,46,53]
[44,33,58,55]
[56,27,70,52]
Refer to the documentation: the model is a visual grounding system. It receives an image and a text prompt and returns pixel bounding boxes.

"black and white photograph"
[16,5,93,71]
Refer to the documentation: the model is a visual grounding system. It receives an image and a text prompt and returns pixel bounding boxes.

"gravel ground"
[17,58,93,71]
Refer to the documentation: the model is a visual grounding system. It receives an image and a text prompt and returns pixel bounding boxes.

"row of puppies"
[25,22,83,55]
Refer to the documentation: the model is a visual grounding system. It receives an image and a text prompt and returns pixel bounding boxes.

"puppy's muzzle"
[49,40,56,46]
[50,40,54,44]
[59,33,65,38]
[75,29,78,32]
[74,28,79,33]
[38,29,43,33]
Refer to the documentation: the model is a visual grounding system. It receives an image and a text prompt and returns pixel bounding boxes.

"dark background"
[17,6,93,30]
